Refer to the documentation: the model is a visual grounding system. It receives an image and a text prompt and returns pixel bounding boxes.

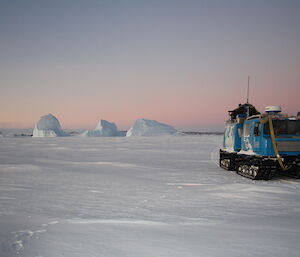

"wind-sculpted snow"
[0,135,300,257]
[82,119,121,137]
[126,118,177,136]
[32,114,67,137]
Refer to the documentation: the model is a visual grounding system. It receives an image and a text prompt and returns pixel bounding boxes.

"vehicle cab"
[241,107,300,157]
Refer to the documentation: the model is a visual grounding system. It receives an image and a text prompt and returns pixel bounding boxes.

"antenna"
[247,76,250,104]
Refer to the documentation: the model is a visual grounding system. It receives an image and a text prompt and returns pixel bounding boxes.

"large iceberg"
[126,119,177,137]
[33,114,67,137]
[82,120,121,137]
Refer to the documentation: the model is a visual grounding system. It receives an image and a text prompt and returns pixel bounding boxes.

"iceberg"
[126,119,177,137]
[33,114,67,137]
[82,120,121,137]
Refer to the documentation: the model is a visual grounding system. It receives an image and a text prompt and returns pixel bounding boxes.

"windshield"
[264,120,300,136]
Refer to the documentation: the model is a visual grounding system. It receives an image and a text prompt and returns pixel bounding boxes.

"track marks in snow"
[241,185,294,194]
[89,189,101,193]
[66,218,216,227]
[0,164,40,173]
[47,220,59,225]
[37,159,150,170]
[67,218,168,226]
[166,183,214,187]
[94,161,147,169]
[40,220,59,228]
[278,179,300,185]
[0,196,16,200]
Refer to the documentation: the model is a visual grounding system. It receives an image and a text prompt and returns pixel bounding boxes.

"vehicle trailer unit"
[220,104,300,180]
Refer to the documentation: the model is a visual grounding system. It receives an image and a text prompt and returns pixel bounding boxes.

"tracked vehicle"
[220,104,300,180]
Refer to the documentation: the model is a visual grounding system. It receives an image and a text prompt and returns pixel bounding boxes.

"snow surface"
[238,149,257,155]
[82,120,121,137]
[126,118,177,136]
[32,114,67,137]
[0,135,300,257]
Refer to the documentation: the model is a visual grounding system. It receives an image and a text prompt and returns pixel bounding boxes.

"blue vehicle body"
[220,105,300,179]
[223,122,243,152]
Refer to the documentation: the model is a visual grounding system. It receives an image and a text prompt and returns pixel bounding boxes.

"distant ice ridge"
[126,119,177,137]
[82,120,122,137]
[33,114,67,137]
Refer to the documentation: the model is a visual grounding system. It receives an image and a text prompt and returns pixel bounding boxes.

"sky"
[0,0,299,131]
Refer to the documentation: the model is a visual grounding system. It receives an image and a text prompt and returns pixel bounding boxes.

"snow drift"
[82,120,121,137]
[33,114,67,137]
[126,119,177,137]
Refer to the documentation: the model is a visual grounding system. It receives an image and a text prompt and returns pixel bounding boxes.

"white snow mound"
[126,119,177,137]
[82,120,121,137]
[33,114,67,137]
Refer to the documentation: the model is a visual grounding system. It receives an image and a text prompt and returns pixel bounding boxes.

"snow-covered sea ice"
[0,134,300,257]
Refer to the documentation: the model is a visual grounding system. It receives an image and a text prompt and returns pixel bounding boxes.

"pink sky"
[1,74,299,131]
[0,1,299,131]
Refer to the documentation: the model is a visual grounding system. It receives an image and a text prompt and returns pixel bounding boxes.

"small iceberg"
[82,120,122,137]
[33,114,67,137]
[126,119,177,137]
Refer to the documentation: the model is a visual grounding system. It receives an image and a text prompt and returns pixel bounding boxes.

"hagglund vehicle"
[220,104,300,180]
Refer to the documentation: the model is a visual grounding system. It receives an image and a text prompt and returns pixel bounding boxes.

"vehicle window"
[225,127,229,137]
[264,120,300,135]
[243,123,250,137]
[254,122,260,136]
[225,125,234,138]
[238,127,243,137]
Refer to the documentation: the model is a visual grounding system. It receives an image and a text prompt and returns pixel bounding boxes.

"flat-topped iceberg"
[126,119,177,137]
[82,120,121,137]
[33,114,67,137]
